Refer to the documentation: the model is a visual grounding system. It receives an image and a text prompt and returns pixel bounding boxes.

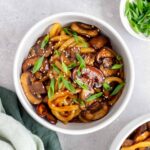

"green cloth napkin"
[0,86,61,150]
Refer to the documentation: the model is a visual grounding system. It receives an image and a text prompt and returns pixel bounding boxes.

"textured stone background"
[0,0,150,149]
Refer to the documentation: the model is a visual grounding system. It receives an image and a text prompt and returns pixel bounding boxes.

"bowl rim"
[120,0,150,41]
[13,12,135,135]
[110,114,150,150]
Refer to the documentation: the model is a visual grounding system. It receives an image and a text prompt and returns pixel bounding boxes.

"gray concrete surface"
[0,0,150,150]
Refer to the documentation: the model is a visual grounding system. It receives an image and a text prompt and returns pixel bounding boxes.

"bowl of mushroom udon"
[110,114,150,150]
[14,12,134,134]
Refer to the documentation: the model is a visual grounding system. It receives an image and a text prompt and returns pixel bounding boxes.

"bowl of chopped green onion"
[120,0,150,41]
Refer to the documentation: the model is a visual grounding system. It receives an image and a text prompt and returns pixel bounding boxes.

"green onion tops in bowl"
[120,0,150,41]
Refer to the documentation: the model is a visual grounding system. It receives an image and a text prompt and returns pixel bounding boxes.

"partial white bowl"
[120,0,150,41]
[110,114,150,150]
[13,12,134,135]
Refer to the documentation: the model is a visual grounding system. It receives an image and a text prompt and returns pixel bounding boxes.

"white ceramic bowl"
[13,12,134,135]
[120,0,150,41]
[110,114,150,150]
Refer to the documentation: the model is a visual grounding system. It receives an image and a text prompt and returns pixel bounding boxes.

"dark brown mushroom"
[29,35,53,58]
[90,35,109,50]
[100,65,117,77]
[20,72,42,104]
[71,22,99,37]
[96,47,115,63]
[30,81,46,94]
[79,22,94,29]
[87,101,102,113]
[72,66,104,89]
[96,47,118,77]
[80,103,108,121]
[22,56,39,72]
[103,58,114,68]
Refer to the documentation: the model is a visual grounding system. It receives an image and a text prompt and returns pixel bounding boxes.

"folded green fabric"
[0,86,61,150]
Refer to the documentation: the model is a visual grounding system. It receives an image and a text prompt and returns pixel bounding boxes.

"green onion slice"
[62,78,76,93]
[111,83,125,96]
[41,35,49,49]
[103,83,111,91]
[32,56,44,74]
[111,64,123,70]
[75,79,88,90]
[86,92,103,102]
[48,78,55,99]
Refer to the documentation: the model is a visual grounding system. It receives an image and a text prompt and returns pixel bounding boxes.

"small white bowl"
[13,12,134,135]
[110,114,150,150]
[120,0,150,41]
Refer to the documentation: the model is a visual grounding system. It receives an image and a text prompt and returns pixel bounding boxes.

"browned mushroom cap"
[100,65,117,77]
[30,81,46,94]
[96,47,117,77]
[72,66,104,88]
[20,72,42,104]
[89,35,109,50]
[96,47,115,63]
[71,22,99,37]
[29,36,53,58]
[22,56,39,72]
[79,23,95,29]
[80,103,108,121]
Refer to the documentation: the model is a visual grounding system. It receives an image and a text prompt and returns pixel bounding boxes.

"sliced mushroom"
[90,36,109,50]
[103,58,114,68]
[71,22,99,37]
[79,23,94,29]
[29,36,53,57]
[30,81,46,94]
[72,66,104,88]
[100,65,117,77]
[20,72,42,104]
[37,46,53,57]
[80,103,108,121]
[87,101,102,113]
[96,47,115,63]
[22,56,39,72]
